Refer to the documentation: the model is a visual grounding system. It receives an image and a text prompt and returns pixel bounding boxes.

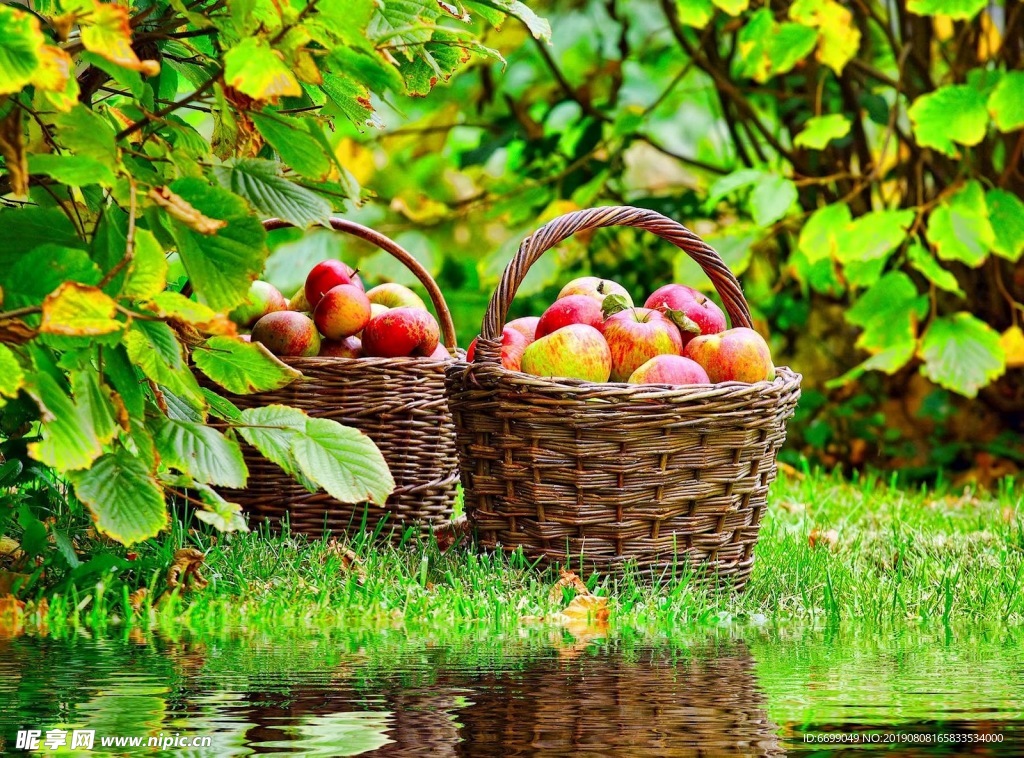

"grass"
[19,469,1024,635]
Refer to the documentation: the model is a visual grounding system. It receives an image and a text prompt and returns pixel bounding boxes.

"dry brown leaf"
[128,587,148,613]
[0,570,30,595]
[0,536,20,557]
[0,595,25,638]
[0,317,35,345]
[166,548,208,592]
[549,570,590,603]
[324,540,366,584]
[558,593,610,623]
[809,527,839,550]
[148,187,226,235]
[432,515,471,552]
[0,109,28,197]
[777,461,806,480]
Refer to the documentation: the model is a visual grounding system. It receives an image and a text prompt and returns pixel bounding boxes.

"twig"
[116,71,222,140]
[98,178,137,290]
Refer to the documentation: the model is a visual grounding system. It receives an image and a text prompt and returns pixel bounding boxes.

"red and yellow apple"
[520,324,611,382]
[319,336,362,358]
[684,327,775,383]
[366,282,426,311]
[644,284,726,345]
[304,259,364,309]
[252,311,321,357]
[506,316,540,344]
[628,354,709,385]
[289,285,311,313]
[467,326,530,371]
[361,306,440,358]
[313,283,371,340]
[558,276,632,307]
[229,280,287,327]
[425,344,451,360]
[536,294,604,339]
[602,307,684,382]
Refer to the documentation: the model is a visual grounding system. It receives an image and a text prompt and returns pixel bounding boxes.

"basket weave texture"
[445,206,801,585]
[204,218,460,538]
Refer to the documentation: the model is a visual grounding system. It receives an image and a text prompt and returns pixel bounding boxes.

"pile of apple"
[231,260,448,359]
[467,277,776,385]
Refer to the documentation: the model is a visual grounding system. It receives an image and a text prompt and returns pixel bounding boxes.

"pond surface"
[1,624,1022,756]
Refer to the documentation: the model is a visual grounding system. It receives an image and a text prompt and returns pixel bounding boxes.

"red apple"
[467,326,530,371]
[229,280,287,328]
[251,311,321,357]
[289,285,311,313]
[506,316,540,344]
[362,307,440,358]
[644,284,726,345]
[628,355,709,385]
[366,282,426,310]
[304,260,364,309]
[319,336,362,358]
[313,284,371,340]
[602,307,684,382]
[684,327,776,383]
[558,276,633,307]
[520,324,611,382]
[536,295,604,339]
[425,344,451,360]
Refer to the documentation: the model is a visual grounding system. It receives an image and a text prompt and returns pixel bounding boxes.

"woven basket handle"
[479,206,752,349]
[264,217,458,350]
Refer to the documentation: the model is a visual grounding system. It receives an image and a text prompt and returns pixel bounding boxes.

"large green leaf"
[464,0,551,39]
[124,321,207,410]
[213,159,332,229]
[737,9,818,82]
[988,71,1024,132]
[224,38,301,101]
[907,0,986,19]
[54,105,119,165]
[122,229,169,301]
[166,178,268,311]
[26,371,105,472]
[192,336,301,394]
[908,85,989,157]
[0,345,25,406]
[920,312,1005,398]
[907,244,963,296]
[103,344,147,422]
[926,181,994,267]
[798,203,852,264]
[237,404,308,479]
[793,114,851,149]
[320,72,381,127]
[828,341,918,388]
[846,272,927,354]
[987,188,1024,262]
[27,154,116,187]
[3,244,102,307]
[155,418,248,488]
[837,209,916,286]
[675,0,714,26]
[251,112,336,182]
[0,5,44,96]
[69,449,168,544]
[749,175,797,227]
[0,208,84,271]
[72,370,119,450]
[291,417,394,505]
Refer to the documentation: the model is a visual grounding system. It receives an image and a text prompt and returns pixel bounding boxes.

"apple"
[319,336,362,358]
[313,283,371,340]
[366,282,426,311]
[251,311,321,357]
[536,295,604,339]
[644,284,727,345]
[304,260,364,309]
[506,316,540,344]
[602,307,684,382]
[239,333,251,342]
[684,327,776,383]
[520,324,611,382]
[467,326,530,371]
[229,280,287,328]
[362,307,440,358]
[628,355,710,385]
[289,285,311,313]
[558,276,633,307]
[425,344,451,360]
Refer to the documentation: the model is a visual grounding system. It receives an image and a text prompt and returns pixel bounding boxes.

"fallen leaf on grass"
[559,593,610,624]
[0,595,25,638]
[549,569,590,603]
[525,571,610,640]
[166,548,208,593]
[809,528,839,550]
[0,570,31,595]
[324,539,366,584]
[128,588,148,613]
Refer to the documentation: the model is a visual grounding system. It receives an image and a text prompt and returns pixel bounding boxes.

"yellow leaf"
[1001,325,1024,368]
[40,282,122,337]
[0,5,45,96]
[223,38,302,103]
[146,291,237,336]
[335,138,376,185]
[32,46,80,112]
[81,1,160,75]
[790,0,860,74]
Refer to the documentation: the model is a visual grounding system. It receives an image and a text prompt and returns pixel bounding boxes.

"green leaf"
[27,153,116,187]
[676,0,714,24]
[291,417,395,505]
[920,312,1005,398]
[224,38,302,101]
[251,112,336,182]
[847,271,927,353]
[988,71,1024,132]
[480,0,551,39]
[213,159,332,229]
[237,404,308,478]
[908,85,989,157]
[40,282,122,337]
[122,229,169,301]
[737,10,818,82]
[713,0,749,13]
[155,418,248,488]
[69,448,168,544]
[907,244,964,296]
[103,345,146,423]
[798,203,852,264]
[73,370,119,449]
[201,388,242,421]
[906,0,986,19]
[54,105,119,165]
[926,181,994,267]
[321,72,381,127]
[987,188,1024,262]
[189,483,248,532]
[837,209,916,286]
[794,114,852,149]
[0,5,44,96]
[3,244,102,307]
[125,321,207,410]
[192,336,301,394]
[166,178,268,311]
[706,168,764,208]
[0,345,25,405]
[750,175,797,226]
[827,341,917,387]
[0,207,84,270]
[26,371,105,472]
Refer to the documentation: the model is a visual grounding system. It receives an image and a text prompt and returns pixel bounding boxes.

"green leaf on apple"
[663,308,701,334]
[601,293,632,318]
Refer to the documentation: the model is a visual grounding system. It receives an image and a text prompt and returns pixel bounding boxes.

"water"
[2,625,1022,756]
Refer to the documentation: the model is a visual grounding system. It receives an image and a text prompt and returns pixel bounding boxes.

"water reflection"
[0,627,1022,755]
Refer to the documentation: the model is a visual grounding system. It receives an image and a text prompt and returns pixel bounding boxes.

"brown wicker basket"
[445,206,801,586]
[204,217,460,538]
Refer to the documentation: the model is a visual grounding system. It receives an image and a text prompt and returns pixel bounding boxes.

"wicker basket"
[205,217,460,538]
[445,206,801,586]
